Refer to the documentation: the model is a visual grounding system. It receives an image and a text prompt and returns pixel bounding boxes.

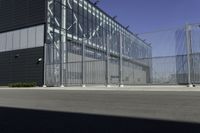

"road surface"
[0,87,200,132]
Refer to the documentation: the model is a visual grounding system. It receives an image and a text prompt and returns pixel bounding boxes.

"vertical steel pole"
[189,26,195,85]
[106,34,110,87]
[65,0,68,87]
[60,1,64,87]
[82,0,85,87]
[119,33,123,87]
[186,24,193,87]
[43,43,47,87]
[60,42,64,87]
[43,0,48,87]
[52,0,56,86]
[82,40,85,87]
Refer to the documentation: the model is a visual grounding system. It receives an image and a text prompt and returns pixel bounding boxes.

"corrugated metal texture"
[0,47,44,86]
[0,0,46,33]
[0,25,44,52]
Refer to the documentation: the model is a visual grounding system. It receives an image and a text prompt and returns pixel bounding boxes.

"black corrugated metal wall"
[0,0,46,33]
[0,0,46,86]
[0,47,44,86]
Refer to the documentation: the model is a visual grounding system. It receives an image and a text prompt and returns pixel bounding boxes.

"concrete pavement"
[0,88,200,123]
[0,85,200,91]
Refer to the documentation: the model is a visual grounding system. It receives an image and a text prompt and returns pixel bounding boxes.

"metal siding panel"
[0,47,44,86]
[0,0,46,33]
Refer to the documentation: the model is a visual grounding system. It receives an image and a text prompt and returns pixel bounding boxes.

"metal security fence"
[44,0,151,87]
[138,23,200,86]
[44,23,200,87]
[85,60,106,84]
[44,0,200,87]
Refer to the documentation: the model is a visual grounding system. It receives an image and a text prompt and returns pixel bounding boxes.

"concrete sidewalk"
[0,85,200,91]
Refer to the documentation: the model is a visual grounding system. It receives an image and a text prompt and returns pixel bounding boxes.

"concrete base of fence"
[43,85,47,88]
[60,85,65,88]
[120,85,124,88]
[188,84,195,87]
[82,84,86,88]
[106,85,111,88]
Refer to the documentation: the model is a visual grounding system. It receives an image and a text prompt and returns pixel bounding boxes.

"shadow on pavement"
[0,106,199,133]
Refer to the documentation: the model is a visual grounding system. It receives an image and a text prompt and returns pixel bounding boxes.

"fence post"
[106,35,110,87]
[60,41,64,87]
[82,39,86,87]
[119,33,124,87]
[186,24,193,87]
[43,44,47,87]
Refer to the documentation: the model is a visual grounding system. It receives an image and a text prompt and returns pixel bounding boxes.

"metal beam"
[186,24,193,87]
[119,33,123,87]
[106,34,110,87]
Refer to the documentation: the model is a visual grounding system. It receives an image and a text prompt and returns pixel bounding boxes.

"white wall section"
[0,25,44,52]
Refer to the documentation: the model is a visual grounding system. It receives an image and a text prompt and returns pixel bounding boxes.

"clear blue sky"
[91,0,200,34]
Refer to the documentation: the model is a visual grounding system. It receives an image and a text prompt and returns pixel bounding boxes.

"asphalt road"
[0,88,200,132]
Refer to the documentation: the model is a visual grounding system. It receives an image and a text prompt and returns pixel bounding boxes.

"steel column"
[81,0,85,87]
[106,34,110,87]
[60,1,64,87]
[43,44,47,87]
[186,24,193,87]
[119,33,123,87]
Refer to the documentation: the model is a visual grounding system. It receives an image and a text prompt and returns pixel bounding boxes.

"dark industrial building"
[0,0,152,87]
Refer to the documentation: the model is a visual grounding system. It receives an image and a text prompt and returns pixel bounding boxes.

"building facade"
[0,0,46,86]
[0,0,152,86]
